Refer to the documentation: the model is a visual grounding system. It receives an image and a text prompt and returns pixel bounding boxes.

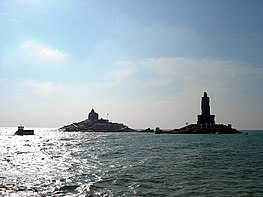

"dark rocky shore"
[155,124,241,134]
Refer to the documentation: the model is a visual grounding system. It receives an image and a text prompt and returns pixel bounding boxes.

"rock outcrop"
[60,109,135,132]
[156,92,241,134]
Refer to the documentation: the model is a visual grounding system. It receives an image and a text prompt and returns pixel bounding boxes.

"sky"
[1,0,263,129]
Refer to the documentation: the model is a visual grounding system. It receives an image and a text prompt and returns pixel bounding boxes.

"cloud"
[141,57,263,89]
[107,61,136,86]
[22,80,59,97]
[21,40,66,62]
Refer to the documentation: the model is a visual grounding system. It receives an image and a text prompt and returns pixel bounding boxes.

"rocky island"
[155,92,241,134]
[60,109,136,132]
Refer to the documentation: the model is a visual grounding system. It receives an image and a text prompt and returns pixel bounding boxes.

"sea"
[0,128,263,197]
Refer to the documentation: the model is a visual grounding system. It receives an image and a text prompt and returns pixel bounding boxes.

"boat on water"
[15,125,34,135]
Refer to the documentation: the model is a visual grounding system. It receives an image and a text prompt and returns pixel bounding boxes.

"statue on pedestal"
[197,92,215,125]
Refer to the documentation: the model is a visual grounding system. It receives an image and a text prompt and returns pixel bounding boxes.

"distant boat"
[15,125,34,135]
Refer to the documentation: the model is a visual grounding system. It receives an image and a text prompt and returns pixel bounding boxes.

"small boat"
[15,125,34,135]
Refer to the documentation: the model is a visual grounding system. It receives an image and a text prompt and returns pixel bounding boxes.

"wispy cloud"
[21,40,66,62]
[22,80,59,97]
[13,0,49,6]
[107,61,136,86]
[141,57,263,89]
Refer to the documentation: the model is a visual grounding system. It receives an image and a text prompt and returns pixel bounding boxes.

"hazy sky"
[1,0,263,129]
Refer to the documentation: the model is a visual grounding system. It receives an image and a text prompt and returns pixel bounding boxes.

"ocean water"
[0,128,263,196]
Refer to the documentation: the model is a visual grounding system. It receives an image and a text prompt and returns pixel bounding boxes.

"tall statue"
[197,92,215,124]
[201,92,210,116]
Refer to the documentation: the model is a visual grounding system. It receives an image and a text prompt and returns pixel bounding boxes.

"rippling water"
[1,128,263,196]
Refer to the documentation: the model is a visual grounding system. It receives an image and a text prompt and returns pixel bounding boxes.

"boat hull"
[15,130,34,135]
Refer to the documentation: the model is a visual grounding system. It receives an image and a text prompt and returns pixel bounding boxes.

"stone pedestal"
[197,114,215,124]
